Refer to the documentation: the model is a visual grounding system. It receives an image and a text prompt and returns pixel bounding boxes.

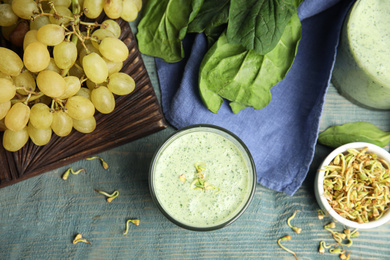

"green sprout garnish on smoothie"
[189,162,219,192]
[179,174,186,183]
[195,162,206,173]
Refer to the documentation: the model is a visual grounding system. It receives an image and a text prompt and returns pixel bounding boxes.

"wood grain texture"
[0,17,167,188]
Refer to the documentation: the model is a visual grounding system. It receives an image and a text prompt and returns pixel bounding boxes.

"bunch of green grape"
[0,0,142,152]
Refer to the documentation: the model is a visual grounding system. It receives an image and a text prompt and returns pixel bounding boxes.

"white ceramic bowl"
[315,142,390,229]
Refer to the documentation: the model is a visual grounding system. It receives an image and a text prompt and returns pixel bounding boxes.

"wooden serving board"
[0,18,167,188]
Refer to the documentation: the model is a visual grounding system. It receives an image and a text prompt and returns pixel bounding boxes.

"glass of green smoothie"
[332,0,390,109]
[149,124,256,231]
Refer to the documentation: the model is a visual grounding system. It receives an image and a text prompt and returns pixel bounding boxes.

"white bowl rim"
[315,142,390,229]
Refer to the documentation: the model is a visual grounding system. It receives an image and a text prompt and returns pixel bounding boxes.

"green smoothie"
[332,0,390,109]
[151,127,254,228]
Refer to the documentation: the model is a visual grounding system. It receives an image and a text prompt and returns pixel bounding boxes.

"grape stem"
[11,92,45,105]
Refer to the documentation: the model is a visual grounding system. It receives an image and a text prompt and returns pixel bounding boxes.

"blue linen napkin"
[155,0,355,196]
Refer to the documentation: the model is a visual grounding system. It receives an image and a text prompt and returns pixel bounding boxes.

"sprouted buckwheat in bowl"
[149,124,256,231]
[315,142,390,229]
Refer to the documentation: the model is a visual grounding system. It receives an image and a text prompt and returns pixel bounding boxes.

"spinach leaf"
[188,0,230,33]
[204,23,228,47]
[188,0,230,46]
[136,0,204,63]
[226,0,297,55]
[199,13,301,113]
[318,122,390,148]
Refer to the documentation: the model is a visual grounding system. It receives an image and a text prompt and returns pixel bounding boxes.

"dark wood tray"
[0,17,167,188]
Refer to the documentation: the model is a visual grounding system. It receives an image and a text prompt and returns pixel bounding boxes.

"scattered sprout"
[318,209,327,220]
[87,156,109,169]
[94,189,119,202]
[287,210,301,234]
[72,233,92,245]
[123,219,140,235]
[277,235,298,260]
[62,168,86,180]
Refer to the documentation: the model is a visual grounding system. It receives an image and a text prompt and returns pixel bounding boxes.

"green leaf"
[199,14,301,113]
[204,23,228,47]
[188,0,230,33]
[318,122,390,148]
[226,0,297,54]
[188,0,230,46]
[136,0,204,63]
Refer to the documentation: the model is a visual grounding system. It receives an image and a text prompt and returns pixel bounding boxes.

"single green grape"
[37,24,65,46]
[121,0,139,22]
[58,76,81,99]
[23,41,51,73]
[83,0,104,19]
[30,15,50,31]
[27,122,52,146]
[4,102,30,132]
[107,72,135,95]
[103,0,122,19]
[91,28,115,50]
[44,58,61,74]
[86,79,97,90]
[130,0,142,11]
[23,29,38,50]
[52,0,72,8]
[91,86,115,114]
[36,70,66,98]
[53,41,77,69]
[78,43,100,65]
[73,116,96,133]
[104,57,123,76]
[11,0,38,20]
[65,96,95,120]
[3,127,29,152]
[0,47,23,76]
[0,71,12,80]
[0,4,19,27]
[51,110,73,137]
[0,78,16,103]
[49,6,72,25]
[29,103,53,129]
[1,22,16,41]
[68,64,84,79]
[76,87,91,99]
[82,52,108,84]
[101,19,121,38]
[99,37,129,62]
[0,101,11,120]
[13,70,36,95]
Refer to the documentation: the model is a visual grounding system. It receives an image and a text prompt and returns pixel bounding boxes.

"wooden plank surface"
[1,23,390,259]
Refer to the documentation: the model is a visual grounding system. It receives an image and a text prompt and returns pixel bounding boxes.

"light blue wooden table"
[1,22,390,260]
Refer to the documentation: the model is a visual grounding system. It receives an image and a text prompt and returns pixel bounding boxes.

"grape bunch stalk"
[0,0,142,151]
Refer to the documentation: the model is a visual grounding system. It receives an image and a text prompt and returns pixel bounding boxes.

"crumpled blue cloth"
[155,0,355,196]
